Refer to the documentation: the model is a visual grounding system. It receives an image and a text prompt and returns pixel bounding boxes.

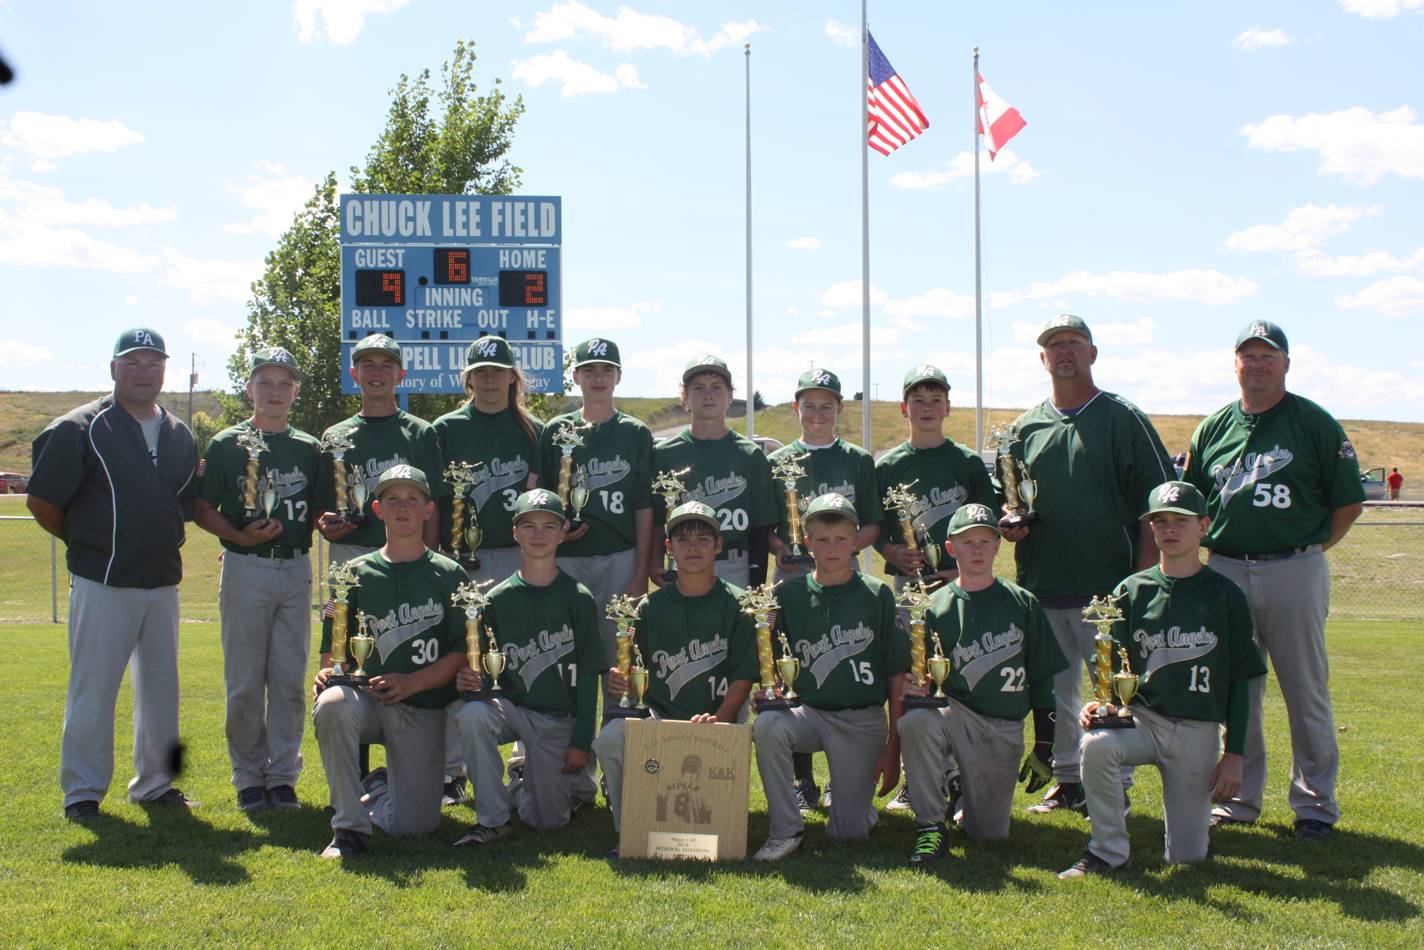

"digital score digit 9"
[354,269,405,306]
[498,269,547,307]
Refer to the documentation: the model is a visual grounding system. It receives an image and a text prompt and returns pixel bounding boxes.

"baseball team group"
[27,312,1365,877]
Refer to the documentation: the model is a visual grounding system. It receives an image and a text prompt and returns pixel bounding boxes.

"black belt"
[1218,546,1313,562]
[255,545,301,560]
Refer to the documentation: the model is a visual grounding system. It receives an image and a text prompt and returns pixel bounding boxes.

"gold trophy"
[989,424,1041,530]
[884,481,941,588]
[452,580,495,700]
[348,610,377,687]
[652,467,692,584]
[569,466,591,527]
[325,560,361,688]
[482,625,507,692]
[629,643,651,712]
[775,632,802,703]
[606,594,648,718]
[235,427,270,525]
[741,584,797,711]
[444,460,484,568]
[260,470,279,520]
[551,420,591,513]
[926,630,952,702]
[1083,595,1134,729]
[1113,645,1140,721]
[772,453,815,569]
[321,428,358,520]
[898,580,946,709]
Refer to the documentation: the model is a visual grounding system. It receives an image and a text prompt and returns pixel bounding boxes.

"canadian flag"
[976,71,1026,159]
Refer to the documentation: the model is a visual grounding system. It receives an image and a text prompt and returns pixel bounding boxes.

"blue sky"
[2,0,1422,425]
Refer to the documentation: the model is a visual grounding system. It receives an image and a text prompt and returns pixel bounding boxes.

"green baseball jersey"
[484,570,606,751]
[318,550,466,709]
[1004,392,1174,599]
[198,421,323,553]
[925,578,1067,720]
[318,411,448,548]
[773,572,910,710]
[633,579,759,720]
[874,439,996,575]
[432,405,543,550]
[1110,566,1266,751]
[1184,393,1365,556]
[654,428,777,560]
[539,410,653,556]
[771,438,884,548]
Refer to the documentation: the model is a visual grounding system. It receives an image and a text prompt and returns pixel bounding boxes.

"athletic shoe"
[571,796,595,817]
[360,768,389,806]
[65,800,100,823]
[320,829,369,860]
[821,784,834,809]
[1025,782,1085,815]
[442,777,470,806]
[507,762,526,785]
[605,847,620,860]
[1058,850,1126,879]
[268,785,299,810]
[752,834,803,861]
[793,779,820,815]
[453,822,514,847]
[908,822,949,867]
[886,785,913,812]
[145,787,200,808]
[1294,818,1334,840]
[947,775,963,825]
[1209,813,1250,830]
[237,786,268,811]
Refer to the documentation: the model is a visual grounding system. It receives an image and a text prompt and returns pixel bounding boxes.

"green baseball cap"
[1234,320,1288,352]
[249,346,301,381]
[1141,481,1207,520]
[682,353,732,384]
[375,464,430,498]
[513,488,566,523]
[947,503,1002,538]
[1037,314,1093,346]
[902,363,950,396]
[666,500,719,533]
[574,338,621,368]
[803,492,860,530]
[795,368,842,399]
[351,334,403,367]
[463,335,515,372]
[113,327,168,358]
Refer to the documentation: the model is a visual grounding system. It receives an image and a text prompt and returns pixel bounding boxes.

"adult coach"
[28,327,199,821]
[1185,320,1363,839]
[1001,314,1174,815]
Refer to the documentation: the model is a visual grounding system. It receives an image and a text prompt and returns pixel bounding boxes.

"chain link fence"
[2,507,1421,624]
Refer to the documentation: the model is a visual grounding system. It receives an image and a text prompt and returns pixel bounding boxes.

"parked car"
[0,472,28,494]
[1361,467,1387,501]
[753,436,784,457]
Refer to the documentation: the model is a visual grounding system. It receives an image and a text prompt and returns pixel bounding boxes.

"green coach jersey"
[1004,392,1173,600]
[319,411,448,548]
[634,579,759,720]
[926,578,1067,721]
[1111,566,1266,752]
[1184,393,1365,556]
[199,421,323,553]
[874,439,995,575]
[432,405,543,550]
[771,438,884,549]
[773,572,909,711]
[540,410,653,557]
[484,570,606,751]
[654,429,777,561]
[319,550,466,709]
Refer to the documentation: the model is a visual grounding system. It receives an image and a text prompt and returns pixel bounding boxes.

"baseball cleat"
[1294,818,1333,840]
[1026,782,1085,815]
[908,822,949,866]
[886,785,913,812]
[453,822,514,847]
[793,779,820,815]
[144,787,200,808]
[752,834,803,861]
[268,785,299,810]
[64,800,101,823]
[1058,850,1126,879]
[442,777,470,806]
[821,783,834,809]
[320,829,369,860]
[1209,813,1250,830]
[237,786,268,811]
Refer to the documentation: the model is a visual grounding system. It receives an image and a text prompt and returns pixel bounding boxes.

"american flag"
[867,33,928,156]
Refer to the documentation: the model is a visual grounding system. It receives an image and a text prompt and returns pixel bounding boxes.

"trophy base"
[998,511,1042,531]
[754,696,801,713]
[606,705,650,719]
[1088,713,1135,730]
[461,689,493,702]
[341,514,369,529]
[324,673,366,691]
[780,552,815,569]
[452,553,482,570]
[904,695,949,711]
[660,568,678,585]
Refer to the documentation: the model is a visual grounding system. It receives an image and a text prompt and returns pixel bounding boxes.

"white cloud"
[223,161,315,237]
[890,148,1041,189]
[1223,204,1378,253]
[0,340,55,366]
[1090,318,1158,347]
[0,111,143,170]
[293,0,412,45]
[1233,28,1292,50]
[825,19,857,46]
[1297,246,1424,276]
[785,306,800,316]
[513,51,645,96]
[818,279,887,309]
[124,294,140,305]
[184,318,241,346]
[565,298,662,331]
[524,2,765,56]
[884,288,974,320]
[161,248,260,304]
[791,321,899,346]
[0,174,162,273]
[1340,0,1424,18]
[1013,270,1258,306]
[1241,106,1424,185]
[787,236,822,251]
[1336,275,1424,316]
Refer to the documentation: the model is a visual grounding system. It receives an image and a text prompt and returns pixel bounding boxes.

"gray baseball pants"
[458,697,581,831]
[754,705,886,840]
[61,576,182,807]
[1209,548,1337,825]
[558,547,639,714]
[898,700,1022,839]
[1044,606,1132,788]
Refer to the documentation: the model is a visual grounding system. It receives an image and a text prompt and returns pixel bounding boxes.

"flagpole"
[745,43,755,438]
[860,0,871,452]
[973,47,984,456]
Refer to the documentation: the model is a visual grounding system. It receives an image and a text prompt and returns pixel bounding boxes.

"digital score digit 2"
[498,270,547,307]
[434,248,471,285]
[354,269,405,306]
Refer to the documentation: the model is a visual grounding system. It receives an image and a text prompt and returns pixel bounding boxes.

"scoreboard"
[339,194,563,394]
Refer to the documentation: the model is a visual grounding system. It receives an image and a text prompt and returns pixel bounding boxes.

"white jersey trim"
[88,403,120,585]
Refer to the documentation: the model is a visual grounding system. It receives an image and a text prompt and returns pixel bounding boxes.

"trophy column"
[452,580,495,700]
[325,561,361,689]
[1083,595,1135,729]
[741,584,798,712]
[606,595,649,719]
[898,580,949,709]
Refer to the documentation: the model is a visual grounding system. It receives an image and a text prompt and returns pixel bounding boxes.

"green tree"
[190,410,222,456]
